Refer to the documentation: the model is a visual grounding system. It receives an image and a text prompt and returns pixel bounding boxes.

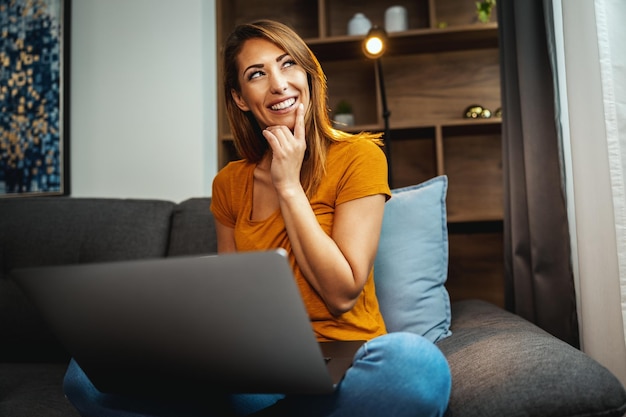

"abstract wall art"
[0,0,70,197]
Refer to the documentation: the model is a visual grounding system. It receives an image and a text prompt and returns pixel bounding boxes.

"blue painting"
[0,0,69,197]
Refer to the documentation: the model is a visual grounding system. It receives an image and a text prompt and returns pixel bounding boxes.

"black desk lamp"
[363,26,392,186]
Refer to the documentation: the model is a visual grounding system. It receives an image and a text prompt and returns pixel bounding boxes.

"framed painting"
[0,0,70,197]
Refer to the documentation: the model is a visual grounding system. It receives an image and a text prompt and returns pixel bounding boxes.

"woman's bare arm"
[263,104,386,316]
[215,221,237,253]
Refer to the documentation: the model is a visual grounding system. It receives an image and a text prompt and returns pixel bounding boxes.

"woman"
[63,20,451,417]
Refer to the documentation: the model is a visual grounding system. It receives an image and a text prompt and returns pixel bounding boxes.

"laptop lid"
[12,250,357,397]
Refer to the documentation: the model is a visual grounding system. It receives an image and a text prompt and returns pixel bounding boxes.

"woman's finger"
[294,103,305,141]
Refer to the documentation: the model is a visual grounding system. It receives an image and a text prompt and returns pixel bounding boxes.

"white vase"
[385,6,408,32]
[348,13,372,36]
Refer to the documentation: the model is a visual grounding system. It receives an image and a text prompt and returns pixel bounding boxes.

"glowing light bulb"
[365,37,384,57]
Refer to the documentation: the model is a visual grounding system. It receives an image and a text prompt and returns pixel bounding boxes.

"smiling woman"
[61,19,452,417]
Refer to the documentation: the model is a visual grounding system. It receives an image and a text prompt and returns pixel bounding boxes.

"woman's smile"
[270,97,297,111]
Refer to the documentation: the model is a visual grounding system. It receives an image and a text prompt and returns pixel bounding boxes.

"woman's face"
[231,37,310,131]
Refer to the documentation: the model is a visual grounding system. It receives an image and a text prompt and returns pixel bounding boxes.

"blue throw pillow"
[374,175,452,343]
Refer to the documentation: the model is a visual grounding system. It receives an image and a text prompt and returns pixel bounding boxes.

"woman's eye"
[283,59,296,69]
[248,70,263,80]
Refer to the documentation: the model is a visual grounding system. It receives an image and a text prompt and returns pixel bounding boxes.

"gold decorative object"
[464,104,492,119]
[464,105,483,119]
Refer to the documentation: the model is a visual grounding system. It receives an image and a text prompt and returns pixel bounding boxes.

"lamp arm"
[376,58,393,186]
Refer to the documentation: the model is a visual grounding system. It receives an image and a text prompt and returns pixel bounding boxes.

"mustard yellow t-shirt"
[210,138,390,342]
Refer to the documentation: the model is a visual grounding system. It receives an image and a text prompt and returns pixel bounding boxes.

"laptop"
[11,249,364,398]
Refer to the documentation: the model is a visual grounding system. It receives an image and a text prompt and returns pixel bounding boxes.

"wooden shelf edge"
[447,219,503,233]
[334,123,383,133]
[307,23,498,61]
[221,119,502,142]
[395,118,501,130]
[332,118,501,131]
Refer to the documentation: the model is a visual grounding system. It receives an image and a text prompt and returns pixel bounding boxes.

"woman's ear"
[231,89,250,111]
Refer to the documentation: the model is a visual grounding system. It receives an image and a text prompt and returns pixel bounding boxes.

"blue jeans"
[63,332,451,417]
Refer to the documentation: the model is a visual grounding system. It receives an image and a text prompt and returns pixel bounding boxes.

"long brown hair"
[222,20,383,198]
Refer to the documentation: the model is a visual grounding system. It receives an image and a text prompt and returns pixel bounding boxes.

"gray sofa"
[1,196,625,417]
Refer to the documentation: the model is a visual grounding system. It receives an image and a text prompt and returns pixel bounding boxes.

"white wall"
[70,0,217,202]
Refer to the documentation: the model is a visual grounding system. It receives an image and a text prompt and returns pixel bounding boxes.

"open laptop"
[11,249,364,398]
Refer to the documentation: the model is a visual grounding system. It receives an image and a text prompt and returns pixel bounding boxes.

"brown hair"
[222,19,382,197]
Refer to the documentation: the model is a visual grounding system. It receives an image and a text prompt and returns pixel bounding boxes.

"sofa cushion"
[374,176,452,343]
[0,362,80,417]
[167,197,217,257]
[0,197,176,361]
[439,300,626,417]
[0,198,176,270]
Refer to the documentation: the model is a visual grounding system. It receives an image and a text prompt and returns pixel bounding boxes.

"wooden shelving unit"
[214,0,504,307]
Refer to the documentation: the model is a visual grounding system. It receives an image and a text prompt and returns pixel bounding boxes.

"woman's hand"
[262,103,307,195]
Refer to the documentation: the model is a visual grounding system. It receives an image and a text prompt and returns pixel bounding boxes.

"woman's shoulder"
[325,136,390,203]
[213,159,254,192]
[215,159,253,179]
[329,136,386,161]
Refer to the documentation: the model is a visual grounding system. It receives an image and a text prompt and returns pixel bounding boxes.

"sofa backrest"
[0,197,176,361]
[167,197,217,257]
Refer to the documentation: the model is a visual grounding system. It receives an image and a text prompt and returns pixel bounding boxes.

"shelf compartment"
[443,131,503,223]
[325,59,379,126]
[219,0,319,39]
[322,0,430,38]
[432,0,497,28]
[388,132,437,189]
[383,48,501,124]
[446,231,505,307]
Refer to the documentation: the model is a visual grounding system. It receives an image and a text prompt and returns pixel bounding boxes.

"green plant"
[335,99,353,115]
[476,0,496,23]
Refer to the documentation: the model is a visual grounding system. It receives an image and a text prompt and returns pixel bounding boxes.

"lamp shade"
[363,26,388,59]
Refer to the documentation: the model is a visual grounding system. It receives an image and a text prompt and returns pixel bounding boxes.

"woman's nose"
[269,74,288,93]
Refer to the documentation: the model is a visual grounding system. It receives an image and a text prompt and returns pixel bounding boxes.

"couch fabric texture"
[1,195,626,417]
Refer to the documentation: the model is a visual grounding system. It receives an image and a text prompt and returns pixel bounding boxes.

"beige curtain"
[555,0,626,385]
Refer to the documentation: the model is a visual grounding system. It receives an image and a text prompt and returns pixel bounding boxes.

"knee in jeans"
[375,332,451,406]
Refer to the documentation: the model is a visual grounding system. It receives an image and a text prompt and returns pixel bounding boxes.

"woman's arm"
[215,221,237,253]
[263,104,386,316]
[278,190,385,316]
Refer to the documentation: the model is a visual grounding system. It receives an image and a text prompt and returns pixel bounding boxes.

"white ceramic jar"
[385,5,408,32]
[348,13,372,36]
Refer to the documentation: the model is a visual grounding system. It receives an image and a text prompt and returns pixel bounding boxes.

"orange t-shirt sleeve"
[334,139,391,205]
[210,160,248,228]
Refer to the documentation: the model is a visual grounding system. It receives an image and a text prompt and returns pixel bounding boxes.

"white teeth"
[271,98,295,110]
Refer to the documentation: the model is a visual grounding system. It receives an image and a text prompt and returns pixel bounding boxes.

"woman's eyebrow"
[243,63,264,75]
[242,53,290,76]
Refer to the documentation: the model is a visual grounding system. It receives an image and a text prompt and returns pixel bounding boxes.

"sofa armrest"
[438,299,626,417]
